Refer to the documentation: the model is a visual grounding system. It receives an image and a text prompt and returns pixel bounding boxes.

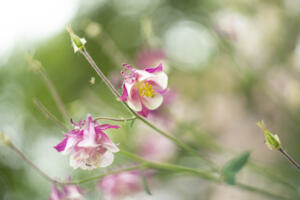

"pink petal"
[120,84,128,102]
[64,185,84,199]
[145,63,163,73]
[78,114,98,147]
[95,124,120,132]
[154,88,168,95]
[137,103,149,117]
[54,137,68,152]
[127,88,142,111]
[49,184,64,200]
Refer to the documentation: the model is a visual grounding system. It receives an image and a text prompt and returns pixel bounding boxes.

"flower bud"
[66,25,86,53]
[25,53,42,72]
[0,132,12,147]
[256,120,281,150]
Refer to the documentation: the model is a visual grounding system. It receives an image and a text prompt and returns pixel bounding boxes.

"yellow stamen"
[139,82,155,98]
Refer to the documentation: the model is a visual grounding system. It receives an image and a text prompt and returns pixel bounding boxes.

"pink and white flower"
[49,184,85,200]
[54,114,120,170]
[98,170,142,198]
[120,64,168,117]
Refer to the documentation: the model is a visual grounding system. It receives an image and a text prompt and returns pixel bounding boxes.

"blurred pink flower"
[98,170,142,198]
[138,132,176,162]
[120,64,168,117]
[135,48,166,69]
[54,114,120,170]
[49,184,85,200]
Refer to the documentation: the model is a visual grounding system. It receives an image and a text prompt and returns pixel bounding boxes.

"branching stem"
[79,47,216,170]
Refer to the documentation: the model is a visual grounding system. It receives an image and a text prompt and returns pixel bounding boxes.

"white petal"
[146,71,168,89]
[69,152,81,169]
[100,151,114,167]
[127,98,142,111]
[136,70,153,81]
[142,93,163,110]
[127,87,142,111]
[124,82,135,97]
[103,142,119,153]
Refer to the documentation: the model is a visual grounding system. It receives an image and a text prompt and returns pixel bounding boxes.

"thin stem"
[8,140,60,185]
[136,114,217,170]
[94,116,136,122]
[279,148,300,171]
[236,183,291,200]
[80,48,123,100]
[39,69,69,121]
[118,150,290,200]
[208,139,297,190]
[118,150,217,180]
[79,47,217,170]
[33,98,69,132]
[248,162,298,191]
[67,165,142,185]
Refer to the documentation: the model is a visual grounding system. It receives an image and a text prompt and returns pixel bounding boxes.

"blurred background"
[1,0,300,199]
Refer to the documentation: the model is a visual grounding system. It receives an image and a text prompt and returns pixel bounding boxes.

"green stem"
[94,116,136,122]
[67,165,142,185]
[79,47,217,170]
[33,98,69,132]
[5,138,62,185]
[118,150,217,181]
[279,148,300,171]
[236,183,291,200]
[135,114,217,170]
[39,69,70,121]
[119,150,291,200]
[27,55,69,121]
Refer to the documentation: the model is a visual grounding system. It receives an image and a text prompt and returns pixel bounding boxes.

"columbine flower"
[120,64,168,117]
[98,170,142,198]
[49,184,85,200]
[54,114,120,170]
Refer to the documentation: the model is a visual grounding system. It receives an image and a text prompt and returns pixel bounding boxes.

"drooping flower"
[98,170,142,198]
[54,114,120,170]
[120,63,168,117]
[49,183,85,200]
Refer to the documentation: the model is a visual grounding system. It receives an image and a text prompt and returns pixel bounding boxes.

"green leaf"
[129,119,135,128]
[140,169,152,195]
[221,152,251,185]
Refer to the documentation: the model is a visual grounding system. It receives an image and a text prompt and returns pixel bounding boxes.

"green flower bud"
[25,53,42,72]
[256,120,281,150]
[66,25,86,53]
[0,132,12,147]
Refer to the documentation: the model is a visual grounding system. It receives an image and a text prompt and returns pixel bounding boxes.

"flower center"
[139,82,154,98]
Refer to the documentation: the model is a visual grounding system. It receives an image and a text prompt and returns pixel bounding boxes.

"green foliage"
[129,118,135,128]
[141,168,152,195]
[221,152,251,185]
